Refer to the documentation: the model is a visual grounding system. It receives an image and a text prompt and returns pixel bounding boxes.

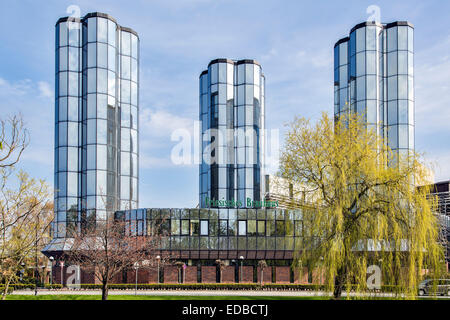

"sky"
[0,0,449,208]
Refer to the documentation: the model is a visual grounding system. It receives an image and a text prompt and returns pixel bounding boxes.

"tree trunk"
[219,270,222,283]
[102,281,109,301]
[260,270,263,286]
[2,278,12,300]
[333,267,346,299]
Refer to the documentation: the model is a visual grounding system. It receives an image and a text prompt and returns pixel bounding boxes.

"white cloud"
[37,81,53,99]
[140,108,195,138]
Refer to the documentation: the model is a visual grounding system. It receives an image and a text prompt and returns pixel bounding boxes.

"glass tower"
[334,21,414,164]
[53,12,139,238]
[199,59,265,208]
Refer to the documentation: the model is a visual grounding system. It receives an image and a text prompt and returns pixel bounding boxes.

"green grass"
[5,294,327,301]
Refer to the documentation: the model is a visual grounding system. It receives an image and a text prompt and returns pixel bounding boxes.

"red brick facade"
[240,266,254,283]
[275,266,290,283]
[256,266,272,284]
[164,266,179,283]
[51,264,326,284]
[202,266,217,283]
[184,266,198,283]
[222,266,235,283]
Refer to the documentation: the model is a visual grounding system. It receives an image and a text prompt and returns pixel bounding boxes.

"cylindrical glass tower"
[334,21,414,165]
[54,12,139,239]
[199,59,265,208]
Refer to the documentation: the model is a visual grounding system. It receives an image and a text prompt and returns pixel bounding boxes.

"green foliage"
[280,112,446,299]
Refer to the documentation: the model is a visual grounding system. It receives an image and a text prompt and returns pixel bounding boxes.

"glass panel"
[121,31,131,56]
[388,76,397,101]
[200,220,208,235]
[388,126,398,149]
[398,51,407,74]
[398,75,408,100]
[238,220,246,236]
[87,69,96,93]
[398,125,408,148]
[68,122,78,146]
[87,18,97,42]
[67,147,78,171]
[121,56,131,79]
[58,122,67,146]
[59,23,67,47]
[97,69,107,93]
[356,28,365,52]
[366,51,376,74]
[131,35,138,59]
[108,20,116,46]
[88,43,96,68]
[98,43,107,68]
[59,47,67,71]
[245,64,254,83]
[387,52,397,76]
[59,72,67,96]
[210,63,218,84]
[97,18,108,43]
[387,27,397,52]
[398,26,408,51]
[366,76,377,100]
[356,76,365,101]
[356,52,365,77]
[366,26,376,50]
[59,98,67,121]
[388,101,398,125]
[68,47,78,71]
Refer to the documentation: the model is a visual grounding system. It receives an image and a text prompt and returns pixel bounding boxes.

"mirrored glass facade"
[199,59,266,208]
[334,21,414,164]
[116,208,304,258]
[54,12,139,238]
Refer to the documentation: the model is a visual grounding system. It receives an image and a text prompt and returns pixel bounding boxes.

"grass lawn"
[5,295,328,300]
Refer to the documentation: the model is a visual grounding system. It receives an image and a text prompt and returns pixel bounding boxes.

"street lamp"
[133,262,140,296]
[20,262,25,281]
[49,256,54,286]
[60,261,64,287]
[156,255,161,284]
[239,256,244,283]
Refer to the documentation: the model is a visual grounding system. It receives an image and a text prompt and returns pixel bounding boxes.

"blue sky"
[0,0,449,208]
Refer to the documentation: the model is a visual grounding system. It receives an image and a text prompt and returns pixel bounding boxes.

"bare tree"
[66,217,167,300]
[0,115,29,169]
[0,170,53,299]
[257,260,268,285]
[215,259,226,283]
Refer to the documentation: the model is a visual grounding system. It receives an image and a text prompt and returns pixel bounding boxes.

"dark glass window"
[219,220,228,236]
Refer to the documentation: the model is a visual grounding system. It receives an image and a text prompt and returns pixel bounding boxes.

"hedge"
[72,283,399,292]
[0,286,13,294]
[76,283,324,291]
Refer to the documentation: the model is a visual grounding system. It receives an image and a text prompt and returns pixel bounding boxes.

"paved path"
[12,289,449,299]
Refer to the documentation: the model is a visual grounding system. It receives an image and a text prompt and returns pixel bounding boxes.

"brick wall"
[275,266,290,283]
[256,267,272,284]
[293,267,309,284]
[240,266,254,283]
[184,266,198,283]
[222,266,235,283]
[164,266,179,283]
[202,266,217,283]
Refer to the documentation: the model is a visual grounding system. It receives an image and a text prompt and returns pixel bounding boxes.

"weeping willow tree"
[280,112,445,299]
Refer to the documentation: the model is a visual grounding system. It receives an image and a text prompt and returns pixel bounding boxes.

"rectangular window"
[200,220,208,236]
[257,220,265,236]
[181,219,189,235]
[275,220,286,236]
[238,220,246,236]
[171,219,180,235]
[190,219,199,236]
[219,219,228,236]
[247,220,256,236]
